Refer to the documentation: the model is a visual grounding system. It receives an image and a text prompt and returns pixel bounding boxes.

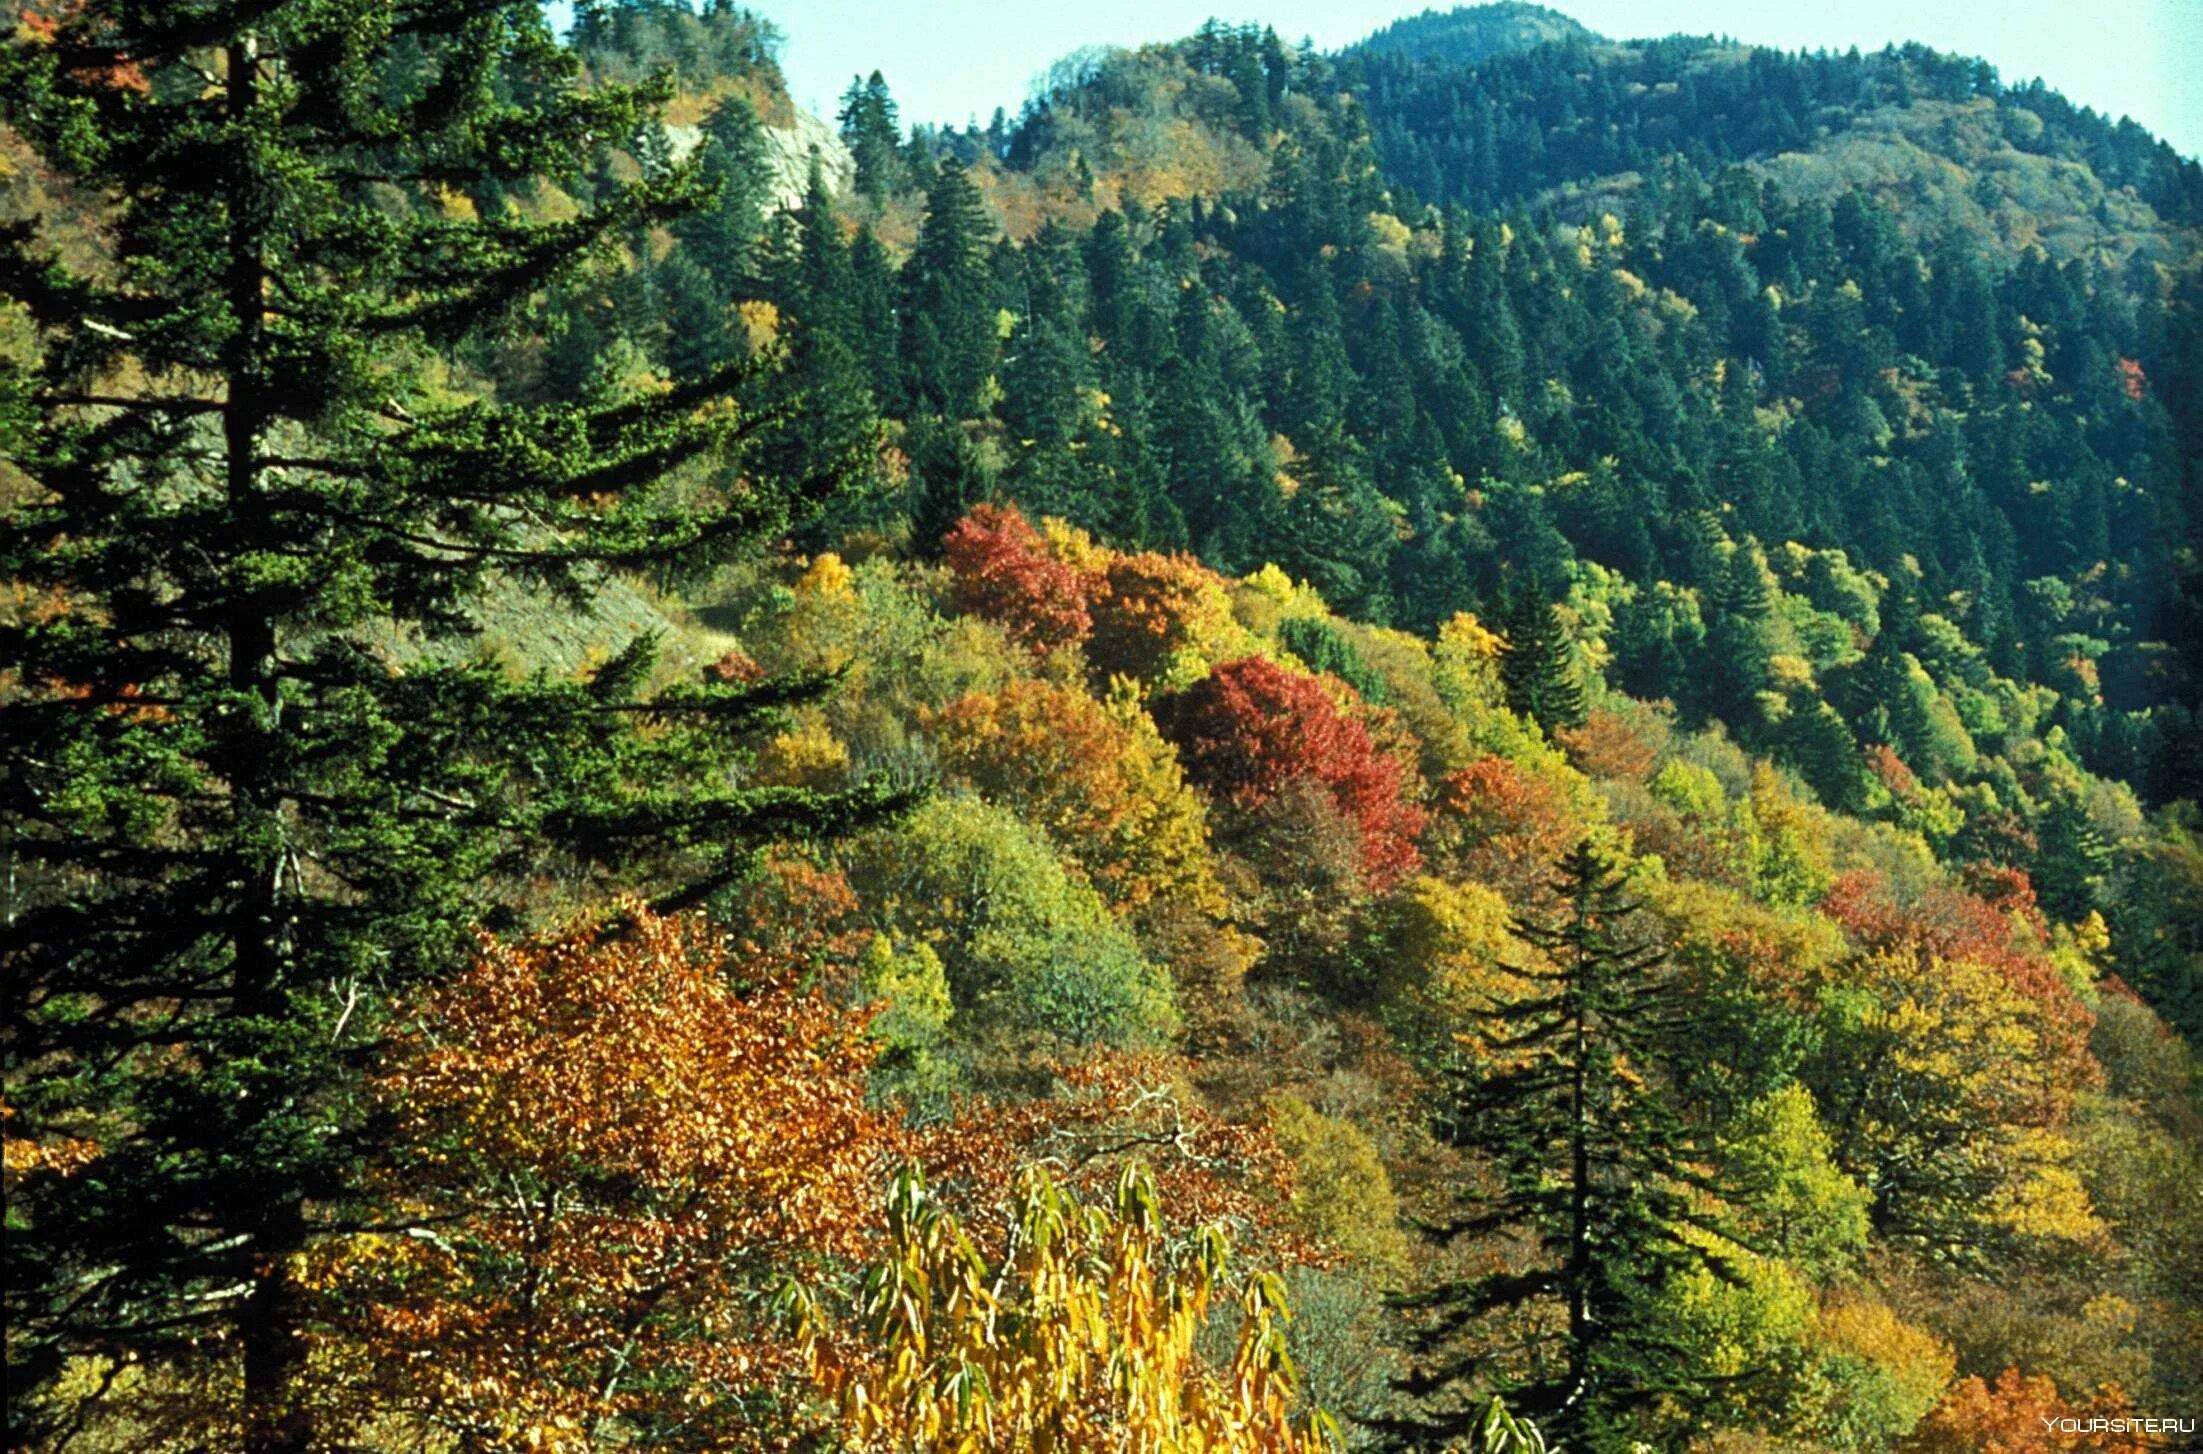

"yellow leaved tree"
[786,1164,1338,1453]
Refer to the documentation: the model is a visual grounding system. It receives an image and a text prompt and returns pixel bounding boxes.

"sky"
[714,0,2203,160]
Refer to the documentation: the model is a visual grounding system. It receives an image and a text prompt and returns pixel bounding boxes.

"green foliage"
[1280,615,1392,705]
[0,5,903,1444]
[1267,1095,1411,1271]
[9,4,2203,1448]
[855,933,957,1102]
[1498,591,1587,734]
[848,797,1178,1051]
[1724,1084,1872,1279]
[1395,841,1748,1451]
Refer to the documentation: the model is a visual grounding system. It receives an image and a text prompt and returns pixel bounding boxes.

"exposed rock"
[662,106,854,216]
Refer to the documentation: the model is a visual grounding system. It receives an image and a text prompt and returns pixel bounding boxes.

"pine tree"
[676,94,772,299]
[905,413,994,557]
[0,7,897,1446]
[1391,841,1740,1451]
[846,225,902,400]
[763,166,886,544]
[1700,537,1781,731]
[900,156,996,417]
[2034,789,2112,922]
[1500,590,1588,733]
[838,69,903,201]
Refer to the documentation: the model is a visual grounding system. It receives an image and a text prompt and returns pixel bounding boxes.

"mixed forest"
[4,0,2203,1449]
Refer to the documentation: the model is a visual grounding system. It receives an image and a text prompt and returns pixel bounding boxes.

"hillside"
[5,3,2203,1452]
[1348,17,2203,269]
[1350,2,1597,65]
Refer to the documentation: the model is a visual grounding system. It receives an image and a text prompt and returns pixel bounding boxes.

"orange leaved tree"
[332,907,904,1448]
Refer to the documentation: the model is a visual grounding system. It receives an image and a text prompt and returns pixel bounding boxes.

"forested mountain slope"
[5,2,2202,1450]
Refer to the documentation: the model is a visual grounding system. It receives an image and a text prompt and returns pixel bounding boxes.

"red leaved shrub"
[941,504,1091,653]
[1155,656,1424,891]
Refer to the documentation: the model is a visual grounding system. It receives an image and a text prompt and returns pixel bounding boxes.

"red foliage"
[1867,743,1919,798]
[1156,657,1424,892]
[1554,708,1659,783]
[926,1053,1304,1262]
[707,647,765,684]
[1909,1367,2149,1453]
[719,851,868,973]
[2115,357,2146,402]
[1429,755,1582,901]
[942,504,1092,654]
[20,4,151,92]
[1961,861,2046,935]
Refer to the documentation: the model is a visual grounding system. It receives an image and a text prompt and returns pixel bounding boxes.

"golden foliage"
[331,907,906,1447]
[790,1164,1337,1453]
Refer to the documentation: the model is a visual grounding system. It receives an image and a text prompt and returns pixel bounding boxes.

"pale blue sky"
[718,0,2201,159]
[541,1,2194,158]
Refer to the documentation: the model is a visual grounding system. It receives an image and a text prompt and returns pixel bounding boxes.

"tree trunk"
[1565,888,1591,1415]
[224,34,307,1454]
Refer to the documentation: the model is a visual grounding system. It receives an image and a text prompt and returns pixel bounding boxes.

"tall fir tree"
[0,5,896,1446]
[837,68,903,202]
[1499,590,1588,733]
[1391,842,1741,1452]
[674,94,772,301]
[899,156,996,418]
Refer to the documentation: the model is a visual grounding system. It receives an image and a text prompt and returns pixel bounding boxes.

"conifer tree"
[763,165,886,543]
[838,68,903,202]
[900,156,996,417]
[1500,590,1588,733]
[0,6,895,1446]
[846,225,902,399]
[2034,788,2112,921]
[1391,841,1740,1451]
[1700,536,1782,730]
[676,94,772,300]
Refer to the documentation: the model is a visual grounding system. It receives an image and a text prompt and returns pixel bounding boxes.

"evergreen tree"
[846,226,902,400]
[900,156,997,417]
[0,8,897,1446]
[1699,537,1782,731]
[905,413,994,557]
[676,94,772,299]
[765,165,886,544]
[1391,842,1740,1451]
[1500,590,1588,733]
[774,159,856,341]
[2035,789,2112,921]
[1155,280,1278,567]
[838,69,903,201]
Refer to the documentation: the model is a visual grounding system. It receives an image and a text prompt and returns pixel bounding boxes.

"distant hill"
[1347,24,2202,270]
[1350,2,1598,66]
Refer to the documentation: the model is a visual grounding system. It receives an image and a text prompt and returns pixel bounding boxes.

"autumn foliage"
[943,503,1093,653]
[928,678,1224,914]
[1089,548,1237,685]
[1907,1367,2150,1453]
[788,1165,1335,1453]
[1156,656,1425,890]
[339,908,904,1447]
[1821,869,2098,1100]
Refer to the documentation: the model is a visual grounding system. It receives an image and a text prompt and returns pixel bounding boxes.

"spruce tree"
[675,94,772,300]
[900,156,995,417]
[0,6,895,1446]
[1500,590,1588,733]
[2035,789,2112,921]
[838,68,903,202]
[1700,537,1781,730]
[1391,841,1740,1451]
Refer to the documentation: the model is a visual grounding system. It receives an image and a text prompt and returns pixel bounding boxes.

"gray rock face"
[662,106,854,216]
